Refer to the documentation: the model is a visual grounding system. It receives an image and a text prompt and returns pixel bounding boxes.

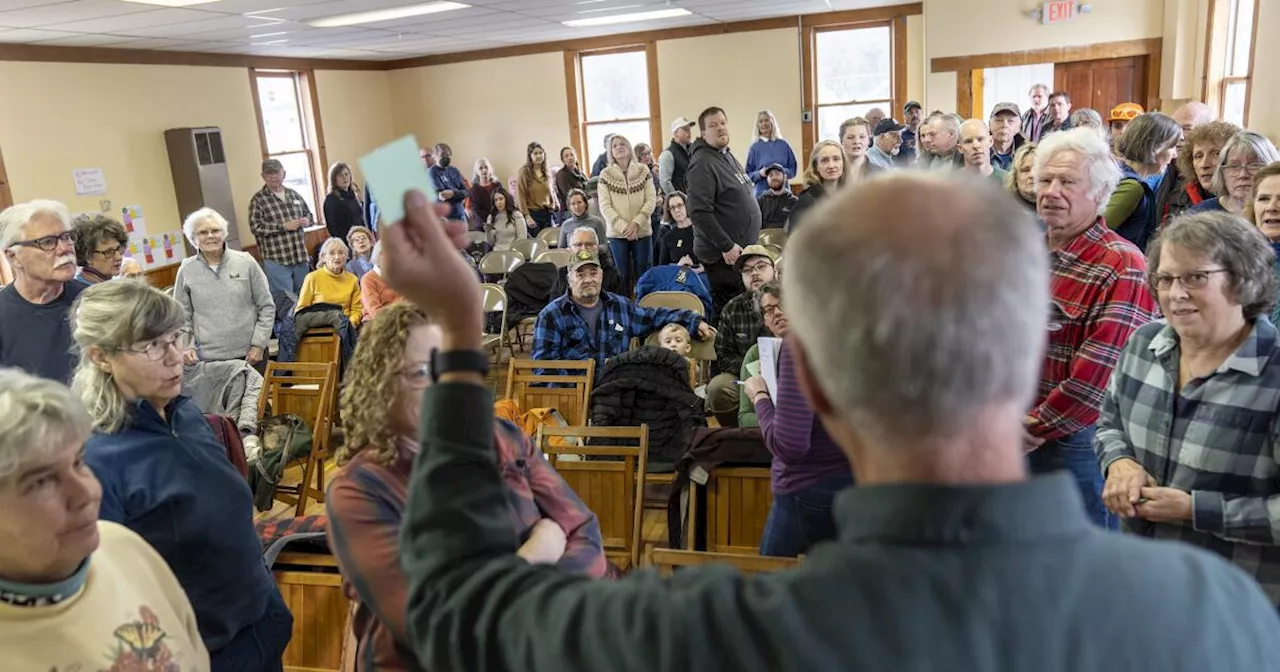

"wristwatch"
[429,349,490,382]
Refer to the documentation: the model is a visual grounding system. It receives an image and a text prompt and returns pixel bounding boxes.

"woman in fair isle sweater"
[598,134,657,290]
[0,369,209,671]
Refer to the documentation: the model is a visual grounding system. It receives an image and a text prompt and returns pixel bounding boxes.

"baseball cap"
[903,100,922,114]
[764,163,787,176]
[1108,102,1145,122]
[873,118,906,136]
[670,117,696,134]
[568,249,602,273]
[734,244,778,272]
[261,158,284,173]
[990,102,1022,118]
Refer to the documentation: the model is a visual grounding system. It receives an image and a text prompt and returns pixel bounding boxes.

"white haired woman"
[1098,211,1280,608]
[71,281,291,669]
[745,110,798,198]
[1189,131,1280,217]
[345,225,376,281]
[173,207,274,366]
[298,236,364,328]
[0,368,209,669]
[1105,112,1183,252]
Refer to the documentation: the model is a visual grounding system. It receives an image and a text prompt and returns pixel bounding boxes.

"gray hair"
[0,368,92,481]
[932,115,960,137]
[1147,211,1277,321]
[1212,131,1280,197]
[757,110,784,140]
[783,173,1048,443]
[570,226,599,244]
[71,281,186,434]
[320,237,350,258]
[182,207,229,248]
[755,279,782,312]
[71,213,128,267]
[0,200,71,250]
[1069,108,1103,130]
[1034,128,1123,216]
[1115,112,1182,165]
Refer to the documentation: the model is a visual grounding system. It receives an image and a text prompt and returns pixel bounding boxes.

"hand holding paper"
[358,135,438,226]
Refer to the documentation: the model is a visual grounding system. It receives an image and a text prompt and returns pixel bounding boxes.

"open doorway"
[982,64,1055,119]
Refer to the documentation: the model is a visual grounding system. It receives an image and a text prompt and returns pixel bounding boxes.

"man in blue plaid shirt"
[533,249,711,378]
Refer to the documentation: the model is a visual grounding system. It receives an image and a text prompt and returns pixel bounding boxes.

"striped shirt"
[248,185,311,266]
[754,341,851,494]
[1030,219,1157,441]
[1097,318,1280,604]
[326,422,607,671]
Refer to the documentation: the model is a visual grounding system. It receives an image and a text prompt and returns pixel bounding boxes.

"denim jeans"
[760,472,855,557]
[608,237,652,292]
[210,592,293,672]
[1027,425,1116,529]
[262,259,308,304]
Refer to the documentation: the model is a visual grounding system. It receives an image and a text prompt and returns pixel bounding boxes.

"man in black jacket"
[756,164,796,229]
[687,106,762,314]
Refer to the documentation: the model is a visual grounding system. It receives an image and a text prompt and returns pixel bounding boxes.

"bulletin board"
[120,205,186,271]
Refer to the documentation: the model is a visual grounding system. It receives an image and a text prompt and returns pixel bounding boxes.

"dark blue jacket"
[635,264,714,319]
[1113,163,1165,254]
[744,139,798,197]
[429,164,470,221]
[86,396,277,651]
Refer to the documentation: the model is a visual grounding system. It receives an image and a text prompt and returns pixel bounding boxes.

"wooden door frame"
[0,144,12,285]
[930,38,1162,118]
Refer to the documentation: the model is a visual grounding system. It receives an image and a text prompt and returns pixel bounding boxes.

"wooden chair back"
[648,548,800,577]
[511,238,547,261]
[298,327,341,368]
[537,227,561,248]
[258,361,337,516]
[702,467,773,555]
[534,249,574,269]
[536,424,648,570]
[505,358,594,426]
[479,250,524,277]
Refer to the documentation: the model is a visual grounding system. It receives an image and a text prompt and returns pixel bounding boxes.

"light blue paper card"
[357,135,436,226]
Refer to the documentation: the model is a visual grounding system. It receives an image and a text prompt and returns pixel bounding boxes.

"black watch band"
[430,349,490,382]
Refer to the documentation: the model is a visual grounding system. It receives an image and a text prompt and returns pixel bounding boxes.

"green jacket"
[737,343,761,428]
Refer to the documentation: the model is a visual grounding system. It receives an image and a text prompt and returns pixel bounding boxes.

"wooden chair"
[689,466,773,554]
[258,361,338,517]
[638,290,706,317]
[648,548,800,577]
[505,358,594,426]
[536,424,648,571]
[511,238,547,261]
[297,327,341,369]
[641,327,717,386]
[272,551,352,671]
[537,227,561,248]
[534,249,574,269]
[758,228,789,250]
[480,283,508,391]
[479,250,524,279]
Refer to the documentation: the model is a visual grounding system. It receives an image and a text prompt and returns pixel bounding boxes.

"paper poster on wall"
[73,168,107,196]
[120,205,146,238]
[129,232,187,270]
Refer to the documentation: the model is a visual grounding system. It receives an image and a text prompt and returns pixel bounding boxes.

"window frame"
[249,68,328,224]
[811,23,895,145]
[566,42,662,175]
[1204,0,1259,126]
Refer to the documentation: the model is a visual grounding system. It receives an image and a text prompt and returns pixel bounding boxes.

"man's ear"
[3,247,18,271]
[788,339,835,418]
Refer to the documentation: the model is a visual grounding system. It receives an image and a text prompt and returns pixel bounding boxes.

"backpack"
[247,413,313,512]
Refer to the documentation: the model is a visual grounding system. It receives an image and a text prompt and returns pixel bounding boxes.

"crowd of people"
[3,78,1280,670]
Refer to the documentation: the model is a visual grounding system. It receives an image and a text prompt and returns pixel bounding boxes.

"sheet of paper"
[757,337,783,401]
[73,168,107,196]
[358,135,436,226]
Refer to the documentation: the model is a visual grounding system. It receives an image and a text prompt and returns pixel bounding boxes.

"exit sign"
[1042,0,1077,24]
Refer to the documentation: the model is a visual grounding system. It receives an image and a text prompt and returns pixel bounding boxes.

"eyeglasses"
[761,303,782,317]
[10,231,75,253]
[125,331,193,361]
[1223,162,1266,175]
[1150,269,1229,291]
[741,261,773,275]
[93,246,124,259]
[399,358,436,389]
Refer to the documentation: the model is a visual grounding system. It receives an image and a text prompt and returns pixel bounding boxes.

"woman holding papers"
[743,280,855,558]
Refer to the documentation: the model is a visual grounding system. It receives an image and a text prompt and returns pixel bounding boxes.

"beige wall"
[315,69,397,187]
[1248,0,1280,138]
[388,52,571,182]
[0,61,264,246]
[657,29,803,161]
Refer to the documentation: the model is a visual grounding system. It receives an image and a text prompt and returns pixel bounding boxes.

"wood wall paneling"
[931,38,1162,73]
[956,69,973,118]
[0,42,382,71]
[644,41,664,152]
[563,50,583,165]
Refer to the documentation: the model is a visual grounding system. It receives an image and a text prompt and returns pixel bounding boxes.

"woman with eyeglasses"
[72,280,293,670]
[1097,211,1280,609]
[325,301,608,671]
[71,213,127,285]
[1189,131,1280,217]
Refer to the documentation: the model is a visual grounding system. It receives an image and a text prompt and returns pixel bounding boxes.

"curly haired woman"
[325,301,608,671]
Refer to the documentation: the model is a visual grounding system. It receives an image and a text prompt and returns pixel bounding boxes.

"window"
[251,70,324,218]
[813,25,892,143]
[1216,0,1257,126]
[576,48,653,166]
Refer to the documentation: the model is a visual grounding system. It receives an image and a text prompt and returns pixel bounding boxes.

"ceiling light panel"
[119,0,223,7]
[307,1,469,28]
[562,7,691,26]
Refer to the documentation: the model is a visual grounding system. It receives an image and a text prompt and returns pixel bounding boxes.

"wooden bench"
[506,358,594,426]
[273,551,351,672]
[687,466,774,554]
[648,548,800,577]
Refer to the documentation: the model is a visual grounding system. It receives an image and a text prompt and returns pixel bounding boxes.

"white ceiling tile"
[110,36,204,49]
[0,0,157,29]
[0,27,90,42]
[0,0,63,11]
[116,13,294,37]
[43,7,225,32]
[28,31,142,46]
[156,39,238,50]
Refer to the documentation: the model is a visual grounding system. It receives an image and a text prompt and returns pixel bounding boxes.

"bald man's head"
[783,174,1048,446]
[1173,102,1214,138]
[959,120,993,168]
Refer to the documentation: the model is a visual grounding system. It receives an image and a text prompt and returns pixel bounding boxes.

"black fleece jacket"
[686,138,761,264]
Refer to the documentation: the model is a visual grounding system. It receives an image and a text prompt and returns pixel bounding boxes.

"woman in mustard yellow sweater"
[297,237,364,328]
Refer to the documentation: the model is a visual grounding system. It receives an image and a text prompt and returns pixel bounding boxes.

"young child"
[658,323,693,357]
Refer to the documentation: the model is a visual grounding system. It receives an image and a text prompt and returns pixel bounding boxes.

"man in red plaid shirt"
[1025,128,1158,529]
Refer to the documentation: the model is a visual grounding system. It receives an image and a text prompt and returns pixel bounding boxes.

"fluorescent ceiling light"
[250,31,290,38]
[252,39,289,45]
[308,1,469,28]
[120,0,222,6]
[578,4,641,14]
[562,8,690,27]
